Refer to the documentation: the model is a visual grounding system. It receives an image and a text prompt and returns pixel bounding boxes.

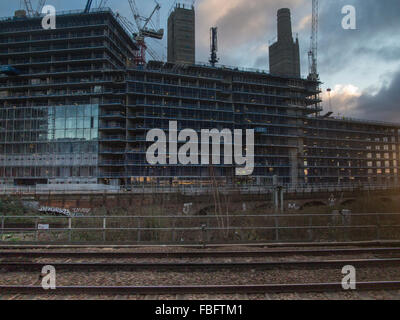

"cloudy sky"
[1,0,399,122]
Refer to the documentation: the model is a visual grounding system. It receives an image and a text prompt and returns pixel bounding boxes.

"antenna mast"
[209,27,219,67]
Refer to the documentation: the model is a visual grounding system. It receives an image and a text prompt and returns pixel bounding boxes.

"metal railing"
[0,183,398,195]
[1,212,399,244]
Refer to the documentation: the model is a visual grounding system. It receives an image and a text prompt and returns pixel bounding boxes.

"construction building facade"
[0,9,399,188]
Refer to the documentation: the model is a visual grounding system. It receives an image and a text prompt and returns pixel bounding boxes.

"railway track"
[1,240,400,249]
[1,281,400,295]
[2,245,400,298]
[1,246,400,259]
[1,258,400,271]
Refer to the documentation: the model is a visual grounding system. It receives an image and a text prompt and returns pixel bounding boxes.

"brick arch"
[196,205,215,216]
[299,200,327,210]
[340,199,356,206]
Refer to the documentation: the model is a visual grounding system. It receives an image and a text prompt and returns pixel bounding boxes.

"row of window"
[0,141,98,154]
[0,166,96,178]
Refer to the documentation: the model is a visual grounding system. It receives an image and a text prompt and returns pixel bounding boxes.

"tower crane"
[37,0,46,12]
[116,14,161,62]
[85,0,108,12]
[97,0,109,8]
[128,0,164,65]
[308,0,319,81]
[84,0,93,13]
[22,0,47,16]
[23,0,34,16]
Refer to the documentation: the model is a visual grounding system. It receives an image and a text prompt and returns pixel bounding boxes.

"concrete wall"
[167,5,195,64]
[269,8,300,78]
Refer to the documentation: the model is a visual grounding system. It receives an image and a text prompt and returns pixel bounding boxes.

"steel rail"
[1,281,400,294]
[1,258,400,271]
[2,240,400,249]
[2,247,400,259]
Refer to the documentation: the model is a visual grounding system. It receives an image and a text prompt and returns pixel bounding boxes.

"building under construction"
[0,7,399,188]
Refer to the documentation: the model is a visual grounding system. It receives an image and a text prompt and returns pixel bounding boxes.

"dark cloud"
[351,68,400,122]
[213,0,305,48]
[353,46,400,62]
[305,0,400,122]
[318,0,400,75]
[195,0,309,69]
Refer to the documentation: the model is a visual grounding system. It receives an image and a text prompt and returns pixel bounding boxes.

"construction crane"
[84,0,93,13]
[128,0,164,65]
[116,13,161,62]
[23,0,34,16]
[37,0,46,12]
[97,0,108,8]
[22,0,47,16]
[84,0,108,11]
[308,0,319,81]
